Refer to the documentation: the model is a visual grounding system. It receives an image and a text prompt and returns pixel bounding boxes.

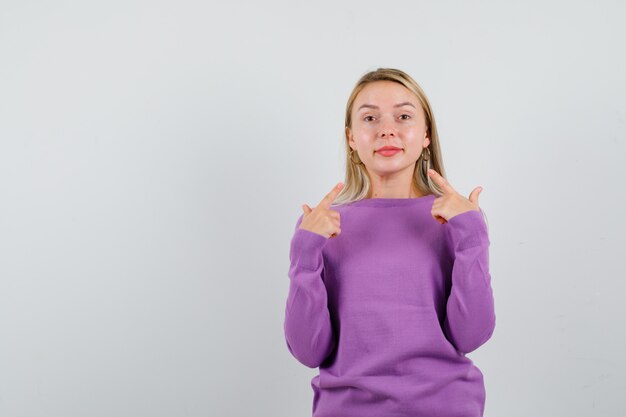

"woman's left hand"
[427,168,482,224]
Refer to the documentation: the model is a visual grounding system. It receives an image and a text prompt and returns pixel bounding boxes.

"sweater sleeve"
[283,214,336,368]
[442,208,496,355]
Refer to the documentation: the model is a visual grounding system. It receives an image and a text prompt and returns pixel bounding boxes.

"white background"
[1,1,625,416]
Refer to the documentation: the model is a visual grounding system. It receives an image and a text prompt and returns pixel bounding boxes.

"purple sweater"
[284,194,496,417]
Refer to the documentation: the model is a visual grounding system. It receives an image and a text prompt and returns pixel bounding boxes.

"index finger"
[318,182,344,208]
[428,169,455,194]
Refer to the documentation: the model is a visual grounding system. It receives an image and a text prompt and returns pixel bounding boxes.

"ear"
[424,131,430,147]
[346,127,355,148]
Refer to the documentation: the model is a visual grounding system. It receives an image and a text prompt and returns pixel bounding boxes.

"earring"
[420,147,431,179]
[349,148,363,165]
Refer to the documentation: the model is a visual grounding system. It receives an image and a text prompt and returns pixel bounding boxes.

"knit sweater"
[283,194,496,417]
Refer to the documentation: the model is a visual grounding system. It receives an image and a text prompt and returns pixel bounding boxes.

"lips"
[376,146,402,152]
[376,147,402,157]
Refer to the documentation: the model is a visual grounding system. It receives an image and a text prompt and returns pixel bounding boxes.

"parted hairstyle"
[332,67,446,206]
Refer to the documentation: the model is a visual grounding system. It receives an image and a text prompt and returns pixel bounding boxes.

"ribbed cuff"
[446,209,490,251]
[290,228,329,271]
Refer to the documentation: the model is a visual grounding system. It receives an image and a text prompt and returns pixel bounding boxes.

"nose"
[378,117,396,138]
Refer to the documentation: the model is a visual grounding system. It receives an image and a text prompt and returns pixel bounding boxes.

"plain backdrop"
[1,1,625,416]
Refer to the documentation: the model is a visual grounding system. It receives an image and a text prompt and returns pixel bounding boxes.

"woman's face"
[346,80,430,176]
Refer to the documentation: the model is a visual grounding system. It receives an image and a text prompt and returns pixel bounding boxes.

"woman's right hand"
[300,182,344,238]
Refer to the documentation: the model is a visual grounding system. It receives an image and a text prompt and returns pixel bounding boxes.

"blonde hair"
[332,67,447,206]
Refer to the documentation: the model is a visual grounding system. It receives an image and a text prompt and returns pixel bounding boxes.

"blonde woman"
[284,68,495,417]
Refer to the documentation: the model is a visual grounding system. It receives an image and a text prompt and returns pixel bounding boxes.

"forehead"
[354,80,417,108]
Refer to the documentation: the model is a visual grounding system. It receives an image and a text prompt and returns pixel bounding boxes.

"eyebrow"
[357,102,416,111]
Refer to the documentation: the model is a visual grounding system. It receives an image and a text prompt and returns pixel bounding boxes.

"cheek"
[401,122,420,132]
[404,125,427,140]
[352,126,376,142]
[356,124,375,133]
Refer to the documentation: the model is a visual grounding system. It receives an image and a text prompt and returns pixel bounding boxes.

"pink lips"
[376,146,402,157]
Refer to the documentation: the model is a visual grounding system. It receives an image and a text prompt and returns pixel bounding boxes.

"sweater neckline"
[341,193,437,207]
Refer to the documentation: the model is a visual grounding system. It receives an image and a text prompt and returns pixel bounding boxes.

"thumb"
[302,204,313,214]
[468,187,482,205]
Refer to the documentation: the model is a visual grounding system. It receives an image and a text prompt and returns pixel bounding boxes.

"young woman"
[284,68,495,417]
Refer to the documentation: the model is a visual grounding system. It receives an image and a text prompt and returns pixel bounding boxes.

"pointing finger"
[428,169,456,194]
[319,182,344,209]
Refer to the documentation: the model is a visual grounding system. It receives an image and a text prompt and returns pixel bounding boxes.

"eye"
[399,114,411,120]
[364,116,375,122]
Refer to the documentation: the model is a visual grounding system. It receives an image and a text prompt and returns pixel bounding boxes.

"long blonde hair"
[332,68,446,206]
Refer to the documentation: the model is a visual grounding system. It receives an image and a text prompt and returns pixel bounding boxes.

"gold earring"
[349,148,363,165]
[420,147,431,161]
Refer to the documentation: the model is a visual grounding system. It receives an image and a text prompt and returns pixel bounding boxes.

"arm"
[283,214,336,368]
[442,208,496,354]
